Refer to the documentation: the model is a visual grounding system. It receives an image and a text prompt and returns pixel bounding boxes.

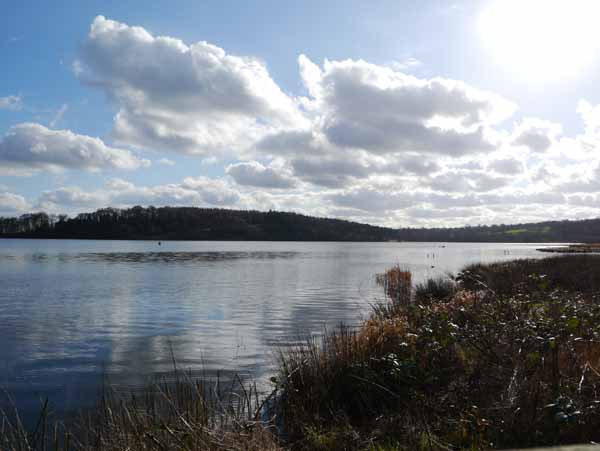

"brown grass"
[375,266,412,306]
[0,373,282,451]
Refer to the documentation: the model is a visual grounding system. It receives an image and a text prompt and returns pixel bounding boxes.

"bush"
[414,276,456,304]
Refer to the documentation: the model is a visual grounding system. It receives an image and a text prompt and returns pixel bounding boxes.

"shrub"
[414,276,456,304]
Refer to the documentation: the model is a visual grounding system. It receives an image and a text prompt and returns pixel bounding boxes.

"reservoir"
[0,239,555,420]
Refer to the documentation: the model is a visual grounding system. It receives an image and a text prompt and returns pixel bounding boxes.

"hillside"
[1,206,600,242]
[0,207,397,241]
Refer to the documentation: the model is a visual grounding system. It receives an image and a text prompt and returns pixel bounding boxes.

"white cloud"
[512,118,562,152]
[0,123,149,173]
[37,177,242,214]
[328,188,419,213]
[487,157,523,175]
[158,158,175,166]
[298,55,323,100]
[76,16,306,155]
[426,170,514,194]
[291,154,374,188]
[0,191,29,216]
[15,17,600,227]
[38,187,106,211]
[226,161,297,189]
[180,176,241,205]
[298,56,516,155]
[250,56,522,191]
[578,99,600,146]
[0,95,23,111]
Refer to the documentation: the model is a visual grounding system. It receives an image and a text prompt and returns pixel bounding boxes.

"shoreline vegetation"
[537,244,600,254]
[3,206,600,242]
[4,254,600,450]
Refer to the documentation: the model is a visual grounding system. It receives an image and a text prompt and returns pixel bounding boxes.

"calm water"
[0,239,555,420]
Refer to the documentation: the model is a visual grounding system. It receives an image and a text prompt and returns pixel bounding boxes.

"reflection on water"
[76,251,299,263]
[1,250,299,264]
[0,239,555,422]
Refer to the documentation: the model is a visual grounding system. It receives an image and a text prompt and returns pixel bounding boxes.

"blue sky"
[2,0,600,226]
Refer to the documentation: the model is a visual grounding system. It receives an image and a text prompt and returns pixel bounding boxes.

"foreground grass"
[5,255,600,450]
[1,375,281,451]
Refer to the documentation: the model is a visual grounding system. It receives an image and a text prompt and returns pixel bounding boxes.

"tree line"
[1,206,599,242]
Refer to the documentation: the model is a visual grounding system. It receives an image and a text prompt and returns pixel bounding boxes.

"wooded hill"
[1,206,599,242]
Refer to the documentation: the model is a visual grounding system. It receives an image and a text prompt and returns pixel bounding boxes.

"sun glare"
[479,0,600,82]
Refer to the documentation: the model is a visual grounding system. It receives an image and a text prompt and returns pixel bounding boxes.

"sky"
[2,0,600,227]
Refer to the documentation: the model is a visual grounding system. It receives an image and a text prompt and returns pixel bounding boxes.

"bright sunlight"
[479,0,600,82]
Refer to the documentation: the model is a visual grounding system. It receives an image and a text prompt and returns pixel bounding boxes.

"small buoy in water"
[431,265,435,268]
[158,241,161,246]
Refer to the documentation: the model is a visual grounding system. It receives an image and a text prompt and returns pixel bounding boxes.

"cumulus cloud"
[512,118,562,152]
[15,17,600,227]
[249,56,522,190]
[38,187,105,211]
[372,153,442,176]
[226,161,297,189]
[158,158,175,166]
[553,162,600,194]
[291,153,371,188]
[487,157,523,175]
[577,99,600,152]
[578,99,600,136]
[0,95,22,111]
[37,177,242,214]
[298,56,515,155]
[0,123,149,173]
[76,16,305,155]
[328,189,419,213]
[73,17,522,193]
[0,191,29,216]
[255,130,317,156]
[105,177,240,207]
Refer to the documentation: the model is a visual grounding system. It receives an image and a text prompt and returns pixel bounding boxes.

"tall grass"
[375,266,412,306]
[0,373,281,451]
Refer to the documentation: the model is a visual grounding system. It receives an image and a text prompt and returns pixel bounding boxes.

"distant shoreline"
[3,206,600,242]
[537,244,600,253]
[0,235,574,245]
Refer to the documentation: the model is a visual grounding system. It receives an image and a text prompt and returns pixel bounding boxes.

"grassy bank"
[4,255,600,450]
